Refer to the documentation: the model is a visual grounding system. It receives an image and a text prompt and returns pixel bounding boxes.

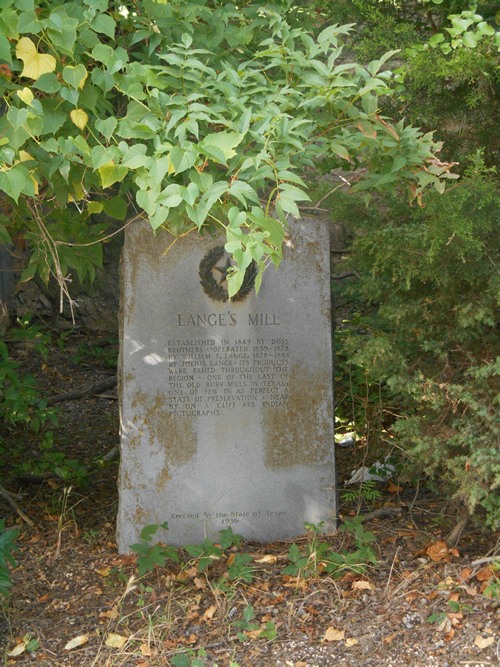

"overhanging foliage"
[0,0,457,300]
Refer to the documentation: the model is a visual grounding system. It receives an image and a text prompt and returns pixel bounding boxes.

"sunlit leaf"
[16,37,57,80]
[70,109,89,130]
[64,635,89,650]
[98,161,128,188]
[322,627,345,642]
[105,633,128,649]
[16,87,34,105]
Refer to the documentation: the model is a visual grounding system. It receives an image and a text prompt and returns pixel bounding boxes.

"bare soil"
[0,333,498,667]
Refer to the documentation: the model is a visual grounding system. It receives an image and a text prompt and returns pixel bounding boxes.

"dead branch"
[47,376,117,405]
[360,506,403,523]
[0,483,35,527]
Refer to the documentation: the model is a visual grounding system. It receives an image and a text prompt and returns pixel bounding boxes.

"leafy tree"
[0,0,455,303]
[311,0,499,162]
[317,0,499,529]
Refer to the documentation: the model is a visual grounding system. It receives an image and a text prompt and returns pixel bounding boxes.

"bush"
[334,152,499,528]
[0,321,86,483]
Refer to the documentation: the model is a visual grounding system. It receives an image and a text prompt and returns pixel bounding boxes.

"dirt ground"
[0,333,498,667]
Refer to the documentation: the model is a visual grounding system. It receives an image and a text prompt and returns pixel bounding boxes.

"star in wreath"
[199,246,257,302]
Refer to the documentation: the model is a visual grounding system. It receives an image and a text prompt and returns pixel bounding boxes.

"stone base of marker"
[117,216,336,551]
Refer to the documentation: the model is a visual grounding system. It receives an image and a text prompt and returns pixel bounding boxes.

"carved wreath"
[199,245,257,302]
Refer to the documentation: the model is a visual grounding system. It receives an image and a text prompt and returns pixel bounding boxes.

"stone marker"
[117,217,336,551]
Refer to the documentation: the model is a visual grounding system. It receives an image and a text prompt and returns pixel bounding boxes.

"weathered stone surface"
[117,217,336,550]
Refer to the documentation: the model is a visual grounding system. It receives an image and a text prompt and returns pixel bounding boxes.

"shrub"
[334,152,499,528]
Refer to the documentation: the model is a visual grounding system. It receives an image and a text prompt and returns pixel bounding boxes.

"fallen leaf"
[474,635,495,650]
[387,481,403,493]
[140,643,153,656]
[7,643,26,657]
[476,566,493,582]
[202,604,217,621]
[294,662,308,667]
[105,633,128,649]
[64,635,89,651]
[458,567,472,582]
[322,627,345,642]
[99,607,119,620]
[345,637,359,647]
[426,540,449,562]
[448,612,463,626]
[444,627,455,642]
[193,576,206,590]
[352,580,374,591]
[282,577,308,589]
[436,616,452,634]
[255,554,277,564]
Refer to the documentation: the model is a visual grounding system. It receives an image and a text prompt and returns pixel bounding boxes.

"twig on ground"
[384,546,401,598]
[445,515,469,548]
[47,377,117,404]
[332,272,358,280]
[470,556,499,566]
[0,483,35,527]
[360,507,403,523]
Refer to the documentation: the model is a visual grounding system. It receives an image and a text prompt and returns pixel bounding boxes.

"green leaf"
[182,182,199,206]
[200,131,244,165]
[227,180,259,207]
[98,161,128,188]
[0,223,12,245]
[250,210,285,248]
[0,8,19,40]
[91,146,117,169]
[90,13,115,39]
[0,34,12,64]
[279,183,310,204]
[330,140,351,162]
[119,143,148,168]
[7,108,29,132]
[242,604,254,622]
[362,94,379,115]
[87,201,103,214]
[159,184,183,208]
[391,156,406,172]
[95,117,117,141]
[287,543,301,563]
[0,165,35,202]
[168,146,198,175]
[136,188,158,216]
[103,196,127,220]
[149,204,169,231]
[62,64,88,90]
[33,73,61,93]
[139,524,159,542]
